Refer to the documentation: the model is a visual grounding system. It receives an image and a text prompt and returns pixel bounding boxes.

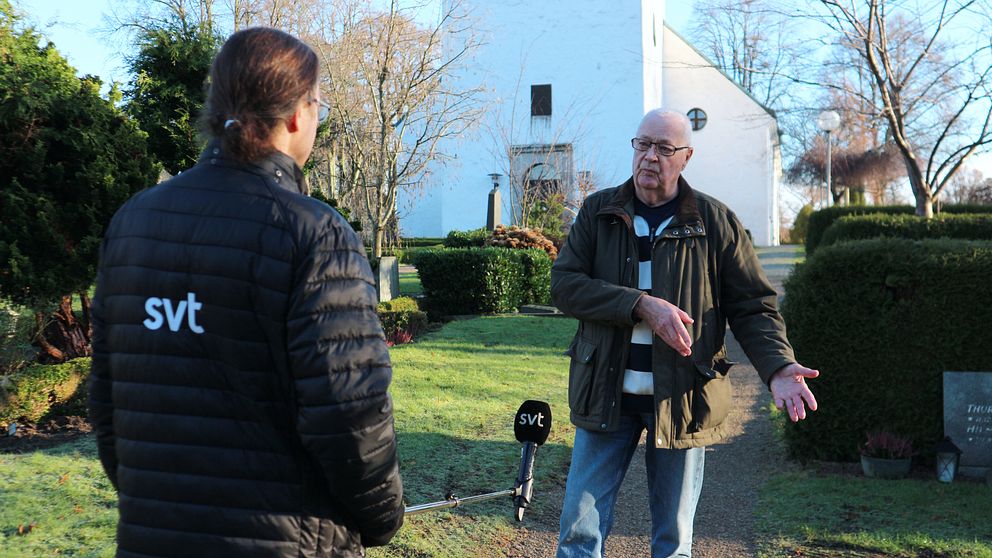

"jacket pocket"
[568,338,598,416]
[688,360,734,433]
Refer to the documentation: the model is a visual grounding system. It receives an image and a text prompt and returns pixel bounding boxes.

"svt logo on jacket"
[143,293,205,334]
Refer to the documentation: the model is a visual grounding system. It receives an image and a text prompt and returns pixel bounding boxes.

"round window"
[688,108,707,131]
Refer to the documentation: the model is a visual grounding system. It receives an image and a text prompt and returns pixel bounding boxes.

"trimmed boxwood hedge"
[781,238,992,462]
[820,213,992,249]
[0,357,90,426]
[804,204,992,254]
[412,248,552,316]
[377,296,428,339]
[443,228,490,248]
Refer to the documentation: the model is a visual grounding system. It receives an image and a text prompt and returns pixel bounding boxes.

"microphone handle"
[514,442,538,522]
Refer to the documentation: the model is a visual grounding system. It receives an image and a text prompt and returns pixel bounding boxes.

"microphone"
[513,400,552,521]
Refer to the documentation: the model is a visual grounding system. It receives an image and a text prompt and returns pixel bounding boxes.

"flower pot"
[860,455,911,479]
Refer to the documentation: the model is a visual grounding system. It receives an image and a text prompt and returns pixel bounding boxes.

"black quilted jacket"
[88,144,403,558]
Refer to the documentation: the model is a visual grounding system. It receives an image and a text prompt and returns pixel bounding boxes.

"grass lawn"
[0,315,578,558]
[0,438,117,557]
[756,471,992,557]
[399,269,423,296]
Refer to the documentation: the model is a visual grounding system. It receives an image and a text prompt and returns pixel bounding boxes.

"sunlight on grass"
[0,438,117,558]
[756,471,992,557]
[399,271,423,296]
[0,315,578,558]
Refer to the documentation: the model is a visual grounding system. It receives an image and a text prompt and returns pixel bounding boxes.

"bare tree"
[104,0,216,37]
[689,0,807,109]
[813,0,992,217]
[944,167,992,204]
[315,0,483,258]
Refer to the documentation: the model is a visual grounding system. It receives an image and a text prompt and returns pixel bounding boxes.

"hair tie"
[224,119,240,129]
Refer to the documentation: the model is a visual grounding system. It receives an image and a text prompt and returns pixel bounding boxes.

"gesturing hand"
[770,363,819,422]
[633,295,694,357]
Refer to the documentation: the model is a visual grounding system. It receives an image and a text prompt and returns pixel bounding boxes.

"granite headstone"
[943,371,992,477]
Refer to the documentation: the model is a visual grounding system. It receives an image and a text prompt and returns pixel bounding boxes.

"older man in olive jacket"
[552,109,818,558]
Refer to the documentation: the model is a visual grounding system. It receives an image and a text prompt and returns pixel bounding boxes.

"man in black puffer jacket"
[88,28,403,557]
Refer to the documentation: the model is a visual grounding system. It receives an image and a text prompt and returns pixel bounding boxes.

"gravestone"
[943,371,992,478]
[376,256,400,303]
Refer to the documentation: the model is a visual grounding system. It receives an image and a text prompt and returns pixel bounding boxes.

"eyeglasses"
[631,137,690,157]
[309,97,331,123]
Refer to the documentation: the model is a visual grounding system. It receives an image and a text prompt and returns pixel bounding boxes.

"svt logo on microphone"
[518,412,546,428]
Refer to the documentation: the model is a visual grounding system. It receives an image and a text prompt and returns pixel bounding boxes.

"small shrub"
[377,296,427,344]
[0,357,90,427]
[378,296,421,313]
[790,204,813,245]
[443,228,490,248]
[861,431,914,460]
[486,225,558,260]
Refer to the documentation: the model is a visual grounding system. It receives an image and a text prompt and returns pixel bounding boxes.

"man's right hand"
[633,295,694,357]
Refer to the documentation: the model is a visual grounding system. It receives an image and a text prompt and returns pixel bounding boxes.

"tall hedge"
[413,248,551,316]
[804,204,992,254]
[781,238,992,462]
[820,213,992,249]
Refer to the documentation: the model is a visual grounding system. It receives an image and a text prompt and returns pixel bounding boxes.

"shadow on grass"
[396,431,570,521]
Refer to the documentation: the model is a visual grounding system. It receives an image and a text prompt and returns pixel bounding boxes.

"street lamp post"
[817,110,841,207]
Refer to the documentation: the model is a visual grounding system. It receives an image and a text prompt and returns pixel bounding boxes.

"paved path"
[505,249,799,557]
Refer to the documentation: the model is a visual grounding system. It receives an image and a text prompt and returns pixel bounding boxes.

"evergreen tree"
[125,18,219,176]
[0,0,159,361]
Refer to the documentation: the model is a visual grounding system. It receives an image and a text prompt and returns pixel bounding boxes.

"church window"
[531,84,552,116]
[688,108,707,131]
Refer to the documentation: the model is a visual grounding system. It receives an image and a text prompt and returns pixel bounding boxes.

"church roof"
[663,23,778,121]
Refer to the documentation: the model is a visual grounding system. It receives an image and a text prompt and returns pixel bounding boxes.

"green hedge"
[516,249,553,306]
[804,204,992,254]
[443,228,490,248]
[0,357,90,426]
[820,213,992,249]
[781,238,992,462]
[412,248,552,316]
[401,237,445,248]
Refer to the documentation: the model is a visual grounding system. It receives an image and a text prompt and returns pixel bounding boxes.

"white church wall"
[661,25,781,246]
[399,0,669,238]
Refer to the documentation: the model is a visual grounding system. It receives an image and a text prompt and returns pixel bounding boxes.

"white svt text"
[143,293,205,334]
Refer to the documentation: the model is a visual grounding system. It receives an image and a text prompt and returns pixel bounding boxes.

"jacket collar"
[598,176,705,237]
[199,140,306,194]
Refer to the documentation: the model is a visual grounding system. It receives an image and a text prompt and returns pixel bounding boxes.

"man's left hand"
[770,363,819,422]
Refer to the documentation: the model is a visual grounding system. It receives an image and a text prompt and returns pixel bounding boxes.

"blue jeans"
[556,413,705,558]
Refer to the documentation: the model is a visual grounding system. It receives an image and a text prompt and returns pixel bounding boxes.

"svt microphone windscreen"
[514,400,552,445]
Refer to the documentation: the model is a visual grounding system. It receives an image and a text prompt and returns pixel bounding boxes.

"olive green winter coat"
[551,177,795,449]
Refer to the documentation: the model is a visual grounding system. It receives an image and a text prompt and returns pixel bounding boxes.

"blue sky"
[12,0,697,84]
[11,0,991,180]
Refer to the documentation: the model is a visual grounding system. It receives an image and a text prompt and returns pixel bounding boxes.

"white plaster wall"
[399,0,668,237]
[661,25,781,245]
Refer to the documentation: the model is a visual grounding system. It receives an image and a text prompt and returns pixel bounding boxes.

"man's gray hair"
[640,108,693,146]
